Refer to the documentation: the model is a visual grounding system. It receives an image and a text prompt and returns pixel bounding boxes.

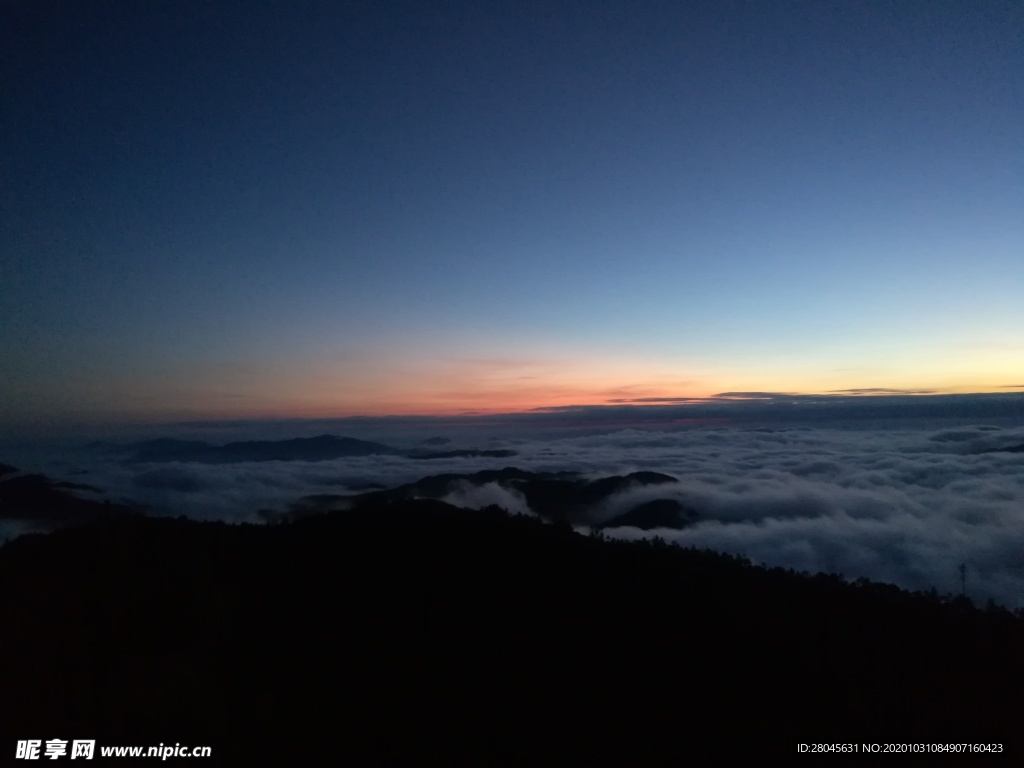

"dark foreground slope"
[0,502,1021,764]
[0,466,140,527]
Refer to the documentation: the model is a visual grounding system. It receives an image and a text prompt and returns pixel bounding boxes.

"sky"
[3,0,1023,431]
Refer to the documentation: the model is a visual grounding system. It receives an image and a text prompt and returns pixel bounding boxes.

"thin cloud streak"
[827,388,939,395]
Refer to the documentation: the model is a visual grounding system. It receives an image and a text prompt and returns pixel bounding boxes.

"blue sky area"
[3,0,1022,430]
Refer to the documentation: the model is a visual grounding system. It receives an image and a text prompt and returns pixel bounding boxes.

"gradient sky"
[3,0,1022,429]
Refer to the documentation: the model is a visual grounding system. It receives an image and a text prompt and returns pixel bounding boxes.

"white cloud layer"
[8,423,1024,608]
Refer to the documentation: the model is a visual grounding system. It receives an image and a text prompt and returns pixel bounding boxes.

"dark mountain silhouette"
[342,480,388,491]
[411,448,518,459]
[285,493,356,520]
[0,469,139,527]
[86,440,122,453]
[0,463,18,478]
[983,443,1024,454]
[597,498,698,530]
[129,438,210,460]
[419,436,451,446]
[0,499,1019,763]
[346,467,679,524]
[127,434,403,463]
[53,480,103,493]
[579,470,678,500]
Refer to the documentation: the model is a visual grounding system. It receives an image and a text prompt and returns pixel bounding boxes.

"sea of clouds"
[5,421,1024,609]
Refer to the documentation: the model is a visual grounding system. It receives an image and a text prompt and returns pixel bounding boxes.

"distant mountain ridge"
[410,449,517,460]
[123,435,519,463]
[127,435,403,463]
[294,467,695,529]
